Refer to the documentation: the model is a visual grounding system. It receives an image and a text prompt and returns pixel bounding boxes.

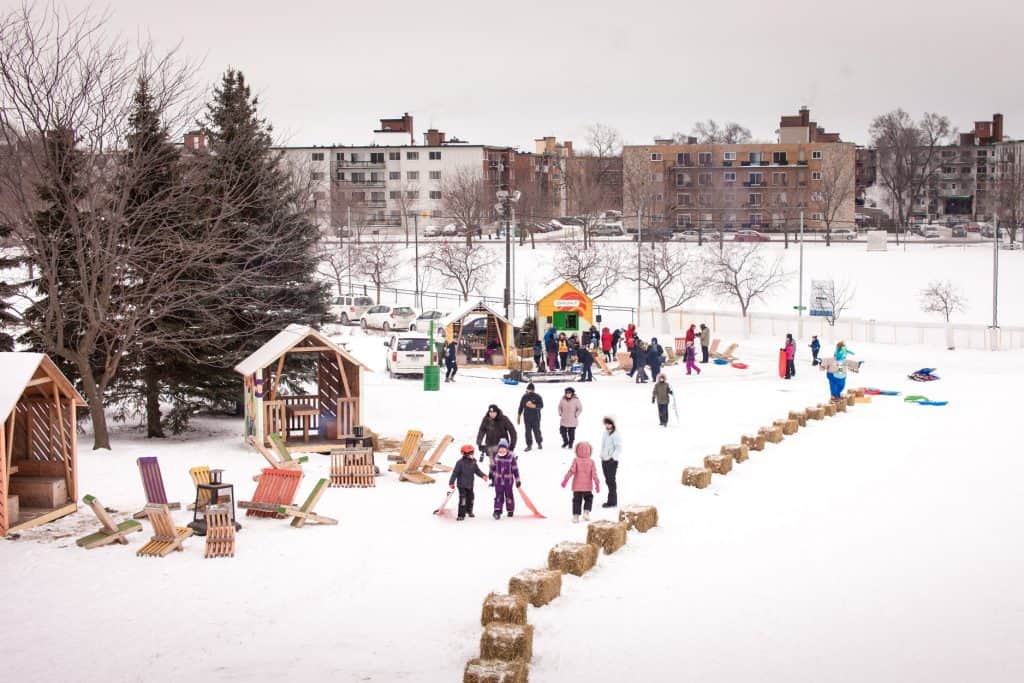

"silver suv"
[330,295,375,325]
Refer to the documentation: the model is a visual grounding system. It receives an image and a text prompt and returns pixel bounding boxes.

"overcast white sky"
[66,0,1024,149]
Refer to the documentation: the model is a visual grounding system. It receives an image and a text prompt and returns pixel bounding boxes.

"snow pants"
[559,426,576,447]
[445,361,457,381]
[547,351,556,371]
[686,358,701,375]
[524,418,542,448]
[602,459,618,506]
[457,487,475,518]
[581,362,593,381]
[657,403,669,426]
[494,482,515,515]
[785,359,796,379]
[827,372,846,398]
[572,491,594,516]
[701,345,709,363]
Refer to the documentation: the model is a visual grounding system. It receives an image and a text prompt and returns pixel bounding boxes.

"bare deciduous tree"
[920,281,966,322]
[441,166,486,246]
[621,149,660,239]
[818,153,857,246]
[317,241,351,296]
[424,241,498,301]
[869,109,953,231]
[817,278,856,326]
[682,120,752,144]
[626,244,704,312]
[562,124,622,249]
[551,241,623,301]
[352,236,400,303]
[704,244,789,317]
[993,145,1024,245]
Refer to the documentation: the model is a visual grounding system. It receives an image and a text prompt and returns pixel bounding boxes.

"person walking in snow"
[544,327,557,373]
[517,382,544,451]
[647,337,665,380]
[784,333,796,379]
[652,373,674,426]
[557,333,569,371]
[809,335,821,366]
[532,339,545,372]
[624,323,637,352]
[444,339,458,383]
[699,323,711,364]
[577,344,594,382]
[685,323,696,347]
[601,327,613,363]
[558,386,582,448]
[600,416,622,508]
[633,341,649,383]
[449,444,488,520]
[562,441,600,522]
[684,340,701,375]
[476,404,517,471]
[611,328,622,355]
[491,439,521,519]
[821,357,846,402]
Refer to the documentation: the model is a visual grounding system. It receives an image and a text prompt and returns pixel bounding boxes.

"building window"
[724,171,737,182]
[724,151,736,161]
[650,152,663,161]
[370,172,383,182]
[351,191,366,201]
[676,152,691,166]
[406,191,419,199]
[649,173,663,182]
[351,153,361,162]
[749,152,762,164]
[772,172,787,186]
[811,191,823,201]
[749,213,763,226]
[429,190,442,200]
[676,213,692,227]
[748,172,763,186]
[311,152,324,161]
[311,171,324,181]
[335,171,345,181]
[389,171,401,180]
[652,193,664,202]
[429,170,441,180]
[772,151,788,164]
[811,212,824,220]
[429,151,442,160]
[811,171,822,181]
[351,172,366,183]
[698,152,713,166]
[389,191,400,199]
[407,171,420,180]
[389,151,401,160]
[777,192,788,205]
[811,150,823,160]
[371,192,385,201]
[370,152,385,163]
[748,193,762,206]
[407,151,419,160]
[698,173,712,186]
[676,173,690,187]
[677,193,691,206]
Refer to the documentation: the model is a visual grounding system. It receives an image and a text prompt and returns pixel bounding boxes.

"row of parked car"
[329,296,492,335]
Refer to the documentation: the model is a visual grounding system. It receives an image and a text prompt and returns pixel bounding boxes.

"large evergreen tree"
[0,222,18,352]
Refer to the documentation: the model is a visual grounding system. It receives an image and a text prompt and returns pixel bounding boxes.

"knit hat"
[460,444,475,455]
[497,438,510,449]
[526,383,535,391]
[575,442,592,458]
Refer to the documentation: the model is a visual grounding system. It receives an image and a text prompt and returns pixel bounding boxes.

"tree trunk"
[143,359,165,439]
[77,368,111,450]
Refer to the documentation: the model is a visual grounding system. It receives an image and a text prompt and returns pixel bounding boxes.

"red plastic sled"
[433,488,457,516]
[731,362,748,370]
[516,488,546,519]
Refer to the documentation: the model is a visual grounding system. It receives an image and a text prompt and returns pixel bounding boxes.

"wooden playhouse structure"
[0,353,87,536]
[440,300,515,368]
[234,325,372,454]
[536,280,593,339]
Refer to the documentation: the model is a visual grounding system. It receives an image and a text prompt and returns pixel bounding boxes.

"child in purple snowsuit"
[685,340,701,375]
[491,438,521,520]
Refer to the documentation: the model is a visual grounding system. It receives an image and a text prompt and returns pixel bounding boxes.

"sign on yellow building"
[536,281,592,338]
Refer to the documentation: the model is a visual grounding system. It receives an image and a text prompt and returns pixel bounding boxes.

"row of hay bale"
[681,387,867,489]
[463,505,658,683]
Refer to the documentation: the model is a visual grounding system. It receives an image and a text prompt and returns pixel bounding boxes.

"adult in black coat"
[577,346,595,382]
[517,383,544,451]
[647,337,664,379]
[449,446,488,520]
[476,404,517,466]
[444,340,458,382]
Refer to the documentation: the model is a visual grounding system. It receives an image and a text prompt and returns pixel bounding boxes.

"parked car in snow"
[831,228,857,241]
[923,226,941,239]
[675,230,700,242]
[361,305,417,332]
[330,294,375,325]
[951,225,967,238]
[591,222,625,237]
[384,332,435,377]
[734,229,770,242]
[410,309,448,332]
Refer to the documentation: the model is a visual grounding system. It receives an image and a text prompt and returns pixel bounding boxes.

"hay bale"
[834,398,847,413]
[703,454,733,475]
[463,659,528,683]
[774,419,798,436]
[508,568,561,607]
[789,410,808,427]
[721,443,749,463]
[742,433,765,451]
[855,395,873,404]
[852,387,866,398]
[845,393,856,407]
[806,406,825,420]
[760,425,784,443]
[822,402,836,416]
[547,541,598,577]
[681,467,712,489]
[481,592,528,626]
[586,520,628,554]
[618,505,658,532]
[480,623,534,663]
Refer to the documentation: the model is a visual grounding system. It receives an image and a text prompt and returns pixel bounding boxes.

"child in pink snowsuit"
[685,340,701,375]
[561,442,600,522]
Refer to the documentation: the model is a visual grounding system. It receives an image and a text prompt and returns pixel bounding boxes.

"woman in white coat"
[600,416,622,508]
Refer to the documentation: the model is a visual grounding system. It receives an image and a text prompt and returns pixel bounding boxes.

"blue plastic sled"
[713,358,729,365]
[916,400,948,406]
[866,388,901,396]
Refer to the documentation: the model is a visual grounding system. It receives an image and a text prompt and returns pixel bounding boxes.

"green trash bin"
[423,365,441,392]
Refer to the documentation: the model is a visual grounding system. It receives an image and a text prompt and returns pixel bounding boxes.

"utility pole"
[992,215,1000,344]
[496,183,520,321]
[346,205,353,292]
[636,206,642,321]
[413,212,420,309]
[798,211,805,339]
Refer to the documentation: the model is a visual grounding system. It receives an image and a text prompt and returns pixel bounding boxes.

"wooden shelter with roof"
[440,300,514,369]
[0,353,87,536]
[234,324,371,454]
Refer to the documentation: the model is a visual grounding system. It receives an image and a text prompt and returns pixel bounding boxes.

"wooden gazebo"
[440,300,514,369]
[0,353,87,536]
[234,325,371,454]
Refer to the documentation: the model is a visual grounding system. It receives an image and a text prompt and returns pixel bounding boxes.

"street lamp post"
[412,212,420,309]
[636,207,642,323]
[992,215,999,348]
[496,188,520,321]
[798,211,805,338]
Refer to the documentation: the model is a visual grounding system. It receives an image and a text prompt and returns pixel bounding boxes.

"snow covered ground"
[2,327,1022,682]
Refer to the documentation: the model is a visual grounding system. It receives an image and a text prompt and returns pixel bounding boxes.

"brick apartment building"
[622,107,856,232]
[916,113,1005,221]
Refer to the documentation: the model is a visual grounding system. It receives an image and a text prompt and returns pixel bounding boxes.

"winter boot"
[507,511,513,518]
[572,515,580,523]
[493,511,501,520]
[467,511,475,518]
[524,445,532,452]
[457,515,465,521]
[583,511,590,521]
[538,442,543,450]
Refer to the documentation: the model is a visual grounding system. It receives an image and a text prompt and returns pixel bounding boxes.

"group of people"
[781,332,863,402]
[448,384,622,522]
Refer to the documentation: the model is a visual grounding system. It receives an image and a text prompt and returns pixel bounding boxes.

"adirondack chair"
[712,342,739,361]
[387,429,423,463]
[188,466,211,511]
[238,468,303,519]
[329,448,375,488]
[134,457,181,519]
[421,435,453,473]
[389,440,434,483]
[136,504,193,557]
[76,495,142,549]
[284,478,337,528]
[204,504,236,558]
[708,339,721,357]
[593,353,614,375]
[664,347,679,366]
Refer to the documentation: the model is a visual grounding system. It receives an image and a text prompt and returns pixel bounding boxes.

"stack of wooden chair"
[329,448,375,488]
[204,504,236,558]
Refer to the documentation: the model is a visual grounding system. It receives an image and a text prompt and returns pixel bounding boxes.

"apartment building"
[278,114,516,232]
[512,136,574,219]
[623,108,856,232]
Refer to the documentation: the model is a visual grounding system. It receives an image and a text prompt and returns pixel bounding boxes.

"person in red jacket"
[561,441,600,522]
[624,323,636,351]
[685,323,696,345]
[600,327,613,362]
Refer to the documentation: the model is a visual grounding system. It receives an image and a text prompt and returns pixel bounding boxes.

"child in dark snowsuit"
[449,444,488,520]
[810,336,821,366]
[491,439,521,519]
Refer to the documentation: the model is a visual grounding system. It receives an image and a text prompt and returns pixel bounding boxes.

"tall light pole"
[798,211,805,338]
[496,188,520,321]
[992,215,999,347]
[412,212,420,309]
[636,205,642,323]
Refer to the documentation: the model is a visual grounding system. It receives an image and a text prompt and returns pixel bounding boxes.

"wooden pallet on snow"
[329,448,375,488]
[421,435,454,473]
